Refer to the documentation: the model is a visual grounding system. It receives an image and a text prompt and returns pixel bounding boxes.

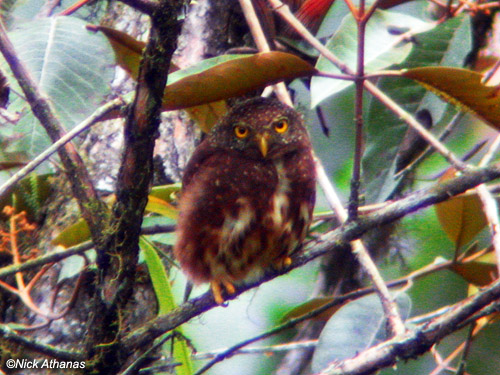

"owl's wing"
[181,139,218,189]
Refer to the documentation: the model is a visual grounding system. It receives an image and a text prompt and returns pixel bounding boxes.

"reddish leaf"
[86,24,146,79]
[435,168,488,249]
[185,101,228,133]
[162,52,316,110]
[378,0,414,9]
[453,250,497,287]
[280,297,343,323]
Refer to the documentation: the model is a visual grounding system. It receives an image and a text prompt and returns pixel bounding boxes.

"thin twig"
[239,0,292,106]
[348,0,368,220]
[0,98,125,199]
[268,0,466,172]
[0,224,175,280]
[479,134,500,167]
[0,322,84,361]
[268,0,353,75]
[476,134,500,275]
[394,112,464,180]
[314,71,356,81]
[476,185,500,275]
[364,81,467,170]
[268,0,406,335]
[121,332,175,375]
[122,163,500,360]
[194,340,318,360]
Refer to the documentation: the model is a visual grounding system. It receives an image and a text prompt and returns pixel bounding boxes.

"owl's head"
[208,97,311,160]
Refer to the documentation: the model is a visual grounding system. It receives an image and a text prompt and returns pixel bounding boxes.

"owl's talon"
[223,280,236,295]
[211,281,224,305]
[274,256,292,270]
[210,281,236,305]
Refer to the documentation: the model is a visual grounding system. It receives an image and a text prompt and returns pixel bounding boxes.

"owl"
[173,97,316,304]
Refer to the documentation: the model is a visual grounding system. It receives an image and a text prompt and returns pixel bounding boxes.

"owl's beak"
[255,133,270,157]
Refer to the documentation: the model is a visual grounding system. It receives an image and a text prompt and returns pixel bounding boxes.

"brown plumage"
[173,97,316,304]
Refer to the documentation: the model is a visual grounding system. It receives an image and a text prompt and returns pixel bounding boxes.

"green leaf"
[139,237,193,375]
[311,9,432,107]
[146,184,180,220]
[362,15,471,203]
[149,183,182,202]
[311,292,411,372]
[2,16,114,157]
[0,173,52,222]
[145,196,179,220]
[51,218,91,248]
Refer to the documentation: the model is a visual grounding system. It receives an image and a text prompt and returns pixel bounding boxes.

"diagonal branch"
[0,21,108,238]
[0,98,124,199]
[120,163,500,356]
[318,277,500,375]
[0,323,84,361]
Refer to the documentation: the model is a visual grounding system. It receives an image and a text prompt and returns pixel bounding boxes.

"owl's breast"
[174,150,315,286]
[259,157,314,261]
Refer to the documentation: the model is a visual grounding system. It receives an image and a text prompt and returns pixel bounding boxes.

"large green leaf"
[310,9,432,107]
[139,237,193,375]
[1,16,114,157]
[362,15,471,203]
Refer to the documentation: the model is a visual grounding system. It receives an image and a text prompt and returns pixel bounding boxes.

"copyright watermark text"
[5,359,86,370]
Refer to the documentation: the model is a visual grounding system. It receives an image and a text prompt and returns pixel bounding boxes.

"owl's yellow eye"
[274,119,289,133]
[234,125,249,139]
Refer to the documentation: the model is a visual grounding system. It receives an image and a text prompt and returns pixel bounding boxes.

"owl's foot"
[211,280,236,305]
[273,256,292,270]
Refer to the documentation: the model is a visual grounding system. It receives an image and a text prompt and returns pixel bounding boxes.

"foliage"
[0,0,500,375]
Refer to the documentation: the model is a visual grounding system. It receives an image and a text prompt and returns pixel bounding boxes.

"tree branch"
[0,98,124,199]
[83,1,185,371]
[120,163,500,355]
[0,21,108,238]
[318,278,500,375]
[0,323,84,361]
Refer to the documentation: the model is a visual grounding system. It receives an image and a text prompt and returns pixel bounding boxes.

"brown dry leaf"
[162,51,316,110]
[403,67,500,131]
[86,25,147,79]
[435,168,488,250]
[453,250,497,287]
[280,297,343,323]
[184,100,228,133]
